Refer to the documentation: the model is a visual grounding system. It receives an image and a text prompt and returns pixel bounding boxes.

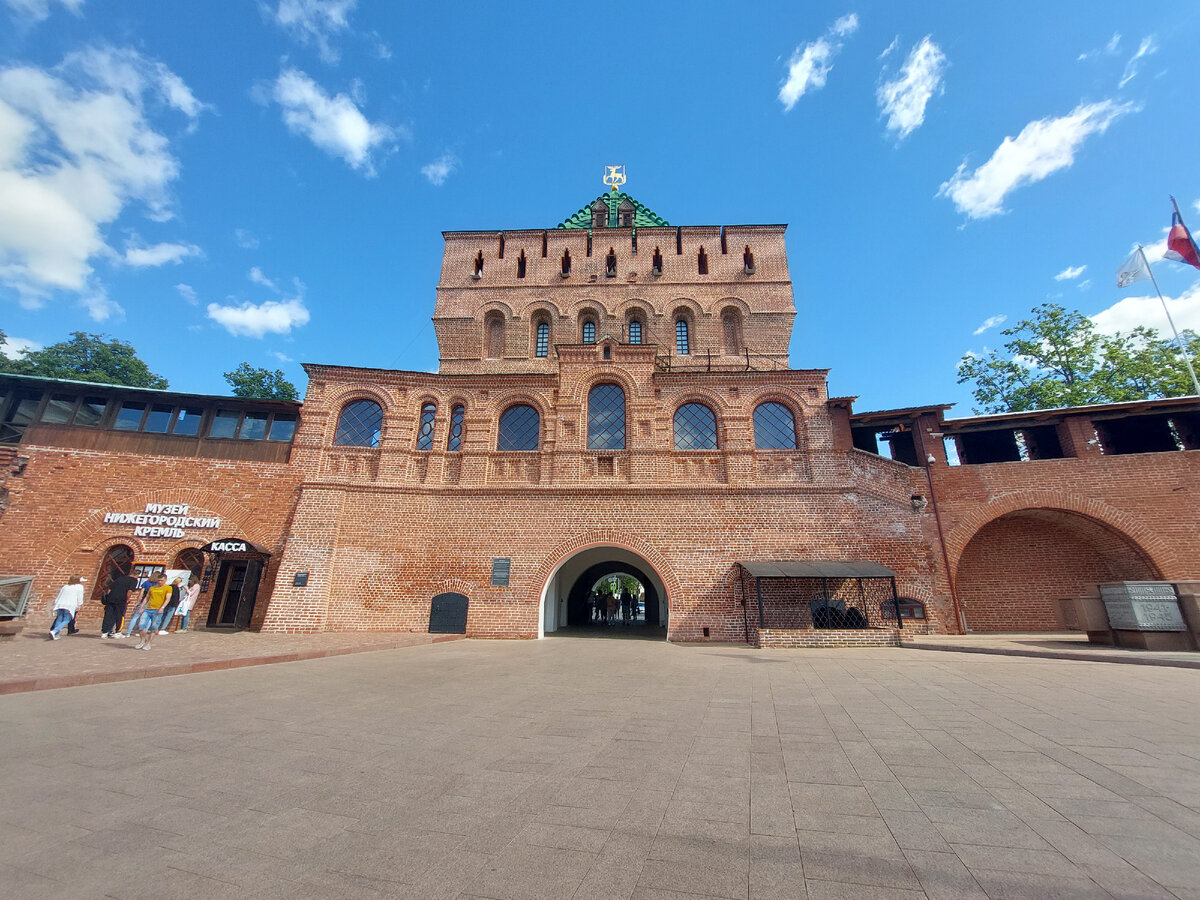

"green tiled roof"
[557,192,669,229]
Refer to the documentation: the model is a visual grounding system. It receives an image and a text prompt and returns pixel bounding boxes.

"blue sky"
[2,1,1198,414]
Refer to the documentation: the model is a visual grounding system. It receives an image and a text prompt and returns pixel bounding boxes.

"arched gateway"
[539,545,671,639]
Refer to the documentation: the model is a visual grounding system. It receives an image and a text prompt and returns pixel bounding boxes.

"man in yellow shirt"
[134,573,171,650]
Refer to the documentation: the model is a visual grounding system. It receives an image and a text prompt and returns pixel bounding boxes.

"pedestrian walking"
[100,566,140,638]
[48,576,86,640]
[156,577,184,634]
[133,573,170,650]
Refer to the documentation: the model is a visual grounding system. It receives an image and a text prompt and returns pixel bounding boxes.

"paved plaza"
[2,638,1200,899]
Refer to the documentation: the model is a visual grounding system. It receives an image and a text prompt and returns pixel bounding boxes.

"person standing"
[100,566,139,638]
[156,577,184,634]
[177,580,200,632]
[133,574,170,650]
[48,576,86,640]
[117,572,155,638]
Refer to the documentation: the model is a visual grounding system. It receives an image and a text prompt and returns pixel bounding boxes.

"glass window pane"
[209,409,240,439]
[416,403,436,451]
[582,321,596,344]
[628,320,642,344]
[674,403,717,450]
[753,402,798,450]
[40,394,75,424]
[588,384,626,450]
[334,400,383,447]
[113,402,146,431]
[5,393,41,425]
[268,414,297,442]
[239,412,269,440]
[497,404,539,451]
[171,407,203,435]
[536,322,549,357]
[676,319,690,355]
[143,404,174,433]
[74,397,106,427]
[447,405,464,452]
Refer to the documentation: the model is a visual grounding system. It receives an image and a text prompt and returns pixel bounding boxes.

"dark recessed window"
[447,404,464,452]
[114,402,146,431]
[73,397,106,427]
[416,402,436,451]
[171,407,203,436]
[753,402,798,450]
[588,383,626,451]
[239,412,269,440]
[676,318,690,355]
[628,320,642,344]
[605,248,617,276]
[209,409,241,439]
[268,414,297,442]
[536,322,549,357]
[40,394,75,424]
[497,404,539,451]
[561,249,571,276]
[698,247,708,275]
[674,402,718,450]
[143,404,174,434]
[652,247,663,273]
[582,320,596,344]
[334,399,383,448]
[517,250,526,278]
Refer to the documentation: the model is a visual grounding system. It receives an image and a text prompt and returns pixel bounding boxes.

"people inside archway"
[101,566,139,639]
[134,573,170,650]
[48,575,85,640]
[177,580,200,632]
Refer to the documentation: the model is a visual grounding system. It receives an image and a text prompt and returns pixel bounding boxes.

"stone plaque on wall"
[1099,582,1185,631]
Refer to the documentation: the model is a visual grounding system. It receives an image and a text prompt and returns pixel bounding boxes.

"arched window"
[697,247,708,275]
[173,548,204,583]
[652,247,663,274]
[334,399,383,447]
[722,308,742,355]
[92,544,134,602]
[485,314,504,359]
[416,402,437,451]
[582,320,596,344]
[588,383,626,450]
[674,403,718,450]
[473,251,484,277]
[676,318,690,355]
[743,246,755,274]
[753,402,798,450]
[497,404,540,451]
[517,250,526,278]
[447,404,464,452]
[605,248,617,277]
[628,319,642,344]
[561,249,571,276]
[535,321,549,357]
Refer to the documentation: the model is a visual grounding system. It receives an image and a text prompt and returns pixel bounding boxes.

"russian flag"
[1165,211,1200,270]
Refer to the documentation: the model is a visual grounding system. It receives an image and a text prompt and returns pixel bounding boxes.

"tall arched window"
[674,402,718,450]
[588,384,626,450]
[582,320,596,344]
[334,399,383,447]
[497,404,540,451]
[92,544,134,602]
[722,308,742,356]
[535,321,550,357]
[416,402,437,451]
[697,247,708,275]
[753,402,798,450]
[628,319,642,344]
[485,314,505,359]
[173,548,204,583]
[676,318,690,355]
[517,250,527,278]
[605,248,617,277]
[447,404,464,451]
[561,249,572,276]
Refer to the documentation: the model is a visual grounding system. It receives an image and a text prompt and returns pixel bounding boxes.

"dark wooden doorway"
[206,558,263,628]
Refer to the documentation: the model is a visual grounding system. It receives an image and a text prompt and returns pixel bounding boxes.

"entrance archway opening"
[956,508,1160,631]
[541,546,668,639]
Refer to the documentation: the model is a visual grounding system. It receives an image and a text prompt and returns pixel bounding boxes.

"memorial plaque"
[491,558,511,587]
[1099,582,1185,632]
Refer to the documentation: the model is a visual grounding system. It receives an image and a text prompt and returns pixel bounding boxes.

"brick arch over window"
[334,398,384,447]
[483,311,506,359]
[943,492,1175,580]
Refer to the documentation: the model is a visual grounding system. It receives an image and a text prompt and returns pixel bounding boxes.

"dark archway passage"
[566,560,661,629]
[542,546,669,639]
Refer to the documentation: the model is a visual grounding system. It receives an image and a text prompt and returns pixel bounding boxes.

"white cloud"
[937,100,1135,220]
[973,314,1007,335]
[207,280,310,337]
[1077,279,1091,291]
[270,350,294,363]
[877,36,946,140]
[249,266,278,291]
[79,286,122,321]
[271,68,394,174]
[3,0,83,24]
[175,282,196,304]
[778,14,859,111]
[1054,265,1086,281]
[123,241,201,267]
[0,46,203,306]
[421,151,458,186]
[234,228,259,249]
[878,36,899,60]
[1119,36,1157,88]
[1078,33,1121,62]
[1,334,40,357]
[1093,279,1200,336]
[268,0,356,64]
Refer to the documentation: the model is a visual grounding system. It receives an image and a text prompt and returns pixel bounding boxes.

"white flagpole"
[1137,243,1200,396]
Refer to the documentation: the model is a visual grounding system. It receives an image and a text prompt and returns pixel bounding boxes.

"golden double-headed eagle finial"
[603,165,626,193]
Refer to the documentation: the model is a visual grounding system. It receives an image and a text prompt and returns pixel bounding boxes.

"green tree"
[0,331,167,388]
[223,363,300,400]
[958,303,1199,413]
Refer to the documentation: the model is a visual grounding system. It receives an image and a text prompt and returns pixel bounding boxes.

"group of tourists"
[48,569,200,649]
[587,587,640,625]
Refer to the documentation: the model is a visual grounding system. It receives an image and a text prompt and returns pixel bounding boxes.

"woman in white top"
[177,581,201,632]
[49,575,86,640]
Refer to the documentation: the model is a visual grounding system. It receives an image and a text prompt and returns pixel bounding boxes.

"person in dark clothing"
[100,567,139,639]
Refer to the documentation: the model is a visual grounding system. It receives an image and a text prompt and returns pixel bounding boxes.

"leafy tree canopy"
[223,363,300,401]
[0,331,168,389]
[958,303,1199,413]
